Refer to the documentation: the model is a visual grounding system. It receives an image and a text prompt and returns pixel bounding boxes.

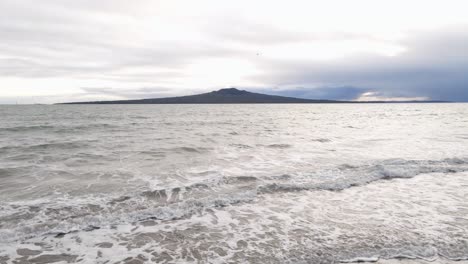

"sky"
[1,0,468,104]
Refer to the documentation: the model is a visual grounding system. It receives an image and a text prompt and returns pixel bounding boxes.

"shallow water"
[0,104,467,263]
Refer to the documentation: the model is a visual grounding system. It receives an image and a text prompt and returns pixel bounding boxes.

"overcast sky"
[1,0,468,103]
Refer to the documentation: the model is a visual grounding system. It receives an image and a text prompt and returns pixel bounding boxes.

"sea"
[0,104,467,264]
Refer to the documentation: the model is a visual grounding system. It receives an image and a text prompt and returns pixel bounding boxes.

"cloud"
[78,87,184,100]
[250,28,468,101]
[251,86,367,101]
[0,0,468,103]
[0,0,248,82]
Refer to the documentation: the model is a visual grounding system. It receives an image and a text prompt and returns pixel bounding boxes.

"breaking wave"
[1,157,468,244]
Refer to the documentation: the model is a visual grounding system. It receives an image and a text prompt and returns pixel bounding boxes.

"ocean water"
[0,104,467,263]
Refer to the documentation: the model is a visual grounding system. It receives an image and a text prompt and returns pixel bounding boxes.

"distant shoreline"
[57,88,451,105]
[59,101,451,105]
[0,101,455,106]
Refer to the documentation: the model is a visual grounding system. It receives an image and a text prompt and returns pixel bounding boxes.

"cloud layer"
[254,28,468,101]
[0,0,467,103]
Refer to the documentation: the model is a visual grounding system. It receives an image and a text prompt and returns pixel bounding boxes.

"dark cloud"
[252,86,367,100]
[250,28,468,101]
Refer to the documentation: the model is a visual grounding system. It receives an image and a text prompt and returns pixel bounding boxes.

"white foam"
[2,171,467,263]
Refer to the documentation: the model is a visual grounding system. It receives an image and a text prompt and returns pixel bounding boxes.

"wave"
[0,123,117,133]
[0,140,97,153]
[311,138,332,143]
[259,157,468,193]
[0,165,40,178]
[0,125,56,132]
[0,176,258,243]
[266,143,292,149]
[340,253,468,263]
[1,157,468,243]
[169,146,212,153]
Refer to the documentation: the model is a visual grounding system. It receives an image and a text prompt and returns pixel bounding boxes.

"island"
[61,88,447,104]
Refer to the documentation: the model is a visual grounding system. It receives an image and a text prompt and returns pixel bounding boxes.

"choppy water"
[1,104,468,263]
